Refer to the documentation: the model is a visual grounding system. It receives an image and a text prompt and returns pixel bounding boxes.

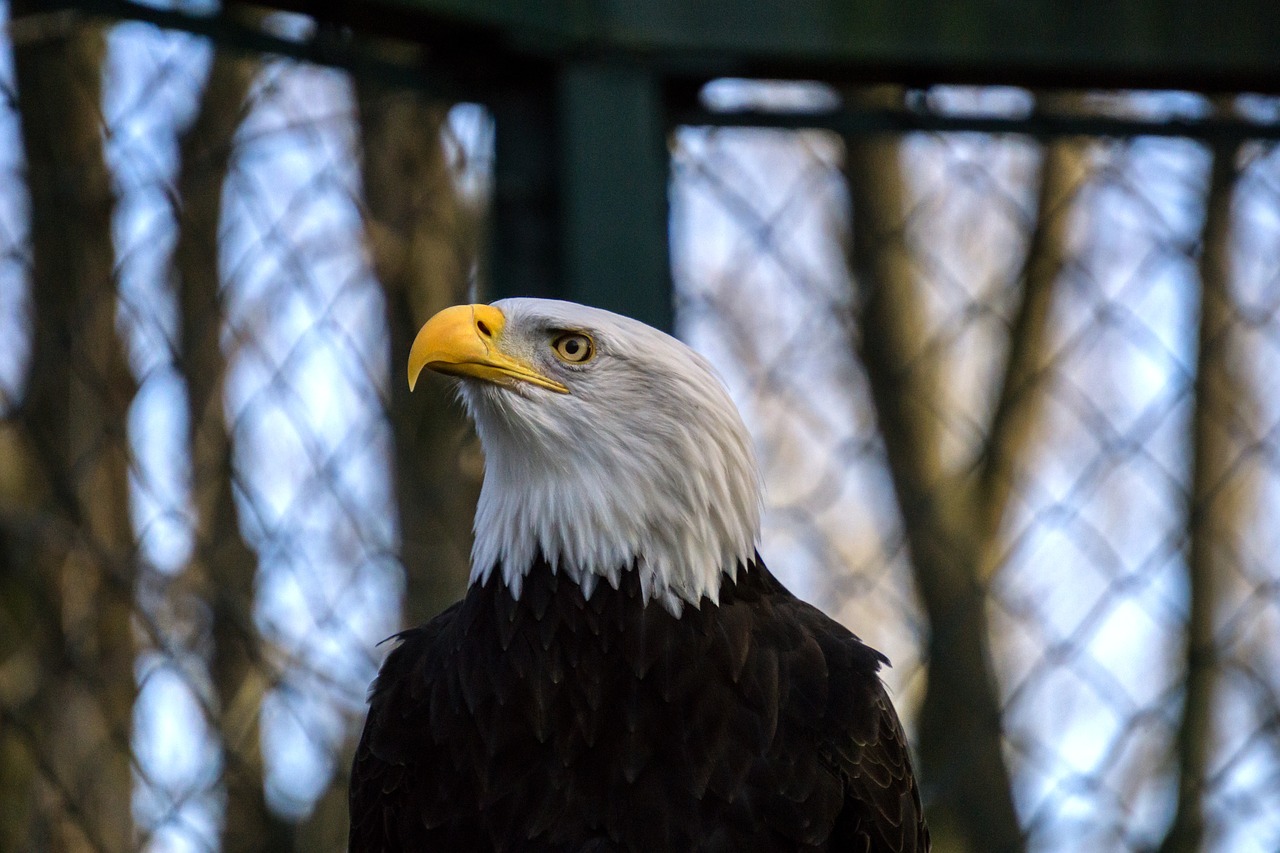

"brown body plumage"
[349,555,927,852]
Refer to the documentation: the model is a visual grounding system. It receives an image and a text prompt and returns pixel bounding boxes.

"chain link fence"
[1,10,1278,853]
[675,85,1280,852]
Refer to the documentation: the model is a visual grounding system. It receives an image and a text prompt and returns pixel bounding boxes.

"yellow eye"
[552,332,594,364]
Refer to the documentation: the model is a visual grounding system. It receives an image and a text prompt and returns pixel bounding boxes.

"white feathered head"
[409,298,761,615]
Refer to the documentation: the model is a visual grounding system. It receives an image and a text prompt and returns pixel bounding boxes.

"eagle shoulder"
[757,576,929,852]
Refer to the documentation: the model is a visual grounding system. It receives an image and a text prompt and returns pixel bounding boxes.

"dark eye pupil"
[565,340,579,355]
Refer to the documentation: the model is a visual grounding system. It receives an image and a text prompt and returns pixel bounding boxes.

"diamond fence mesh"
[0,10,1278,853]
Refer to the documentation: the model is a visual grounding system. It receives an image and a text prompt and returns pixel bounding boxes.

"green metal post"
[490,80,562,302]
[557,62,673,331]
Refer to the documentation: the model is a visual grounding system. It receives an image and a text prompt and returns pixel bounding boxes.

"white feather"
[457,298,762,616]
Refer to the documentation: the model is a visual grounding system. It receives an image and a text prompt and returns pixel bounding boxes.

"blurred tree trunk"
[171,36,298,853]
[5,10,136,851]
[843,88,1090,853]
[0,491,53,852]
[282,62,482,853]
[355,72,479,624]
[843,89,1022,853]
[971,95,1089,552]
[1157,102,1246,853]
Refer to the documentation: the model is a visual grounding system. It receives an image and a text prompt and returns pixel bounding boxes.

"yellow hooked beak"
[408,304,569,394]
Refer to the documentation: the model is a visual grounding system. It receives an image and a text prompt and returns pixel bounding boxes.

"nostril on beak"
[477,320,491,337]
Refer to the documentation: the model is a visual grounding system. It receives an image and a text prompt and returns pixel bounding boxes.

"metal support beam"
[489,63,673,330]
[254,0,1280,94]
[490,81,561,302]
[558,63,672,330]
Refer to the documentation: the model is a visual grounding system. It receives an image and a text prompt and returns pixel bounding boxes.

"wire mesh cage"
[675,89,1280,851]
[1,6,1279,853]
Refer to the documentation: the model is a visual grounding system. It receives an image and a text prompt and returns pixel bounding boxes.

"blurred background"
[1,2,1279,851]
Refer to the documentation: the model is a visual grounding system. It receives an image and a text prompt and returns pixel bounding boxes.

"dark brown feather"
[349,556,929,852]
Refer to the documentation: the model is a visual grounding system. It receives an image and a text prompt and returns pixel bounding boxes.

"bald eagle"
[349,299,929,852]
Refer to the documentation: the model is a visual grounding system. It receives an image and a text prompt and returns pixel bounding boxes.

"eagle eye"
[551,332,594,364]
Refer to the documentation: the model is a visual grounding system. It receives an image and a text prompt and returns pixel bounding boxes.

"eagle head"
[408,298,761,614]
